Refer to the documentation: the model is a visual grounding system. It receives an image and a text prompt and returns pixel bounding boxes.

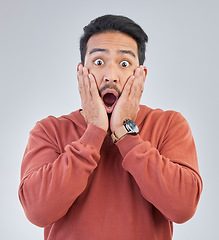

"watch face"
[125,120,139,134]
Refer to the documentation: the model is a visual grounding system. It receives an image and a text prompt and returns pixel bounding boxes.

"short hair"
[80,14,148,65]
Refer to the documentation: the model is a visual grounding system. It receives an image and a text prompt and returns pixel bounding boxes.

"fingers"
[77,64,98,99]
[77,63,101,116]
[89,73,99,99]
[77,65,91,99]
[129,66,146,100]
[76,63,108,131]
[121,65,146,101]
[122,75,135,98]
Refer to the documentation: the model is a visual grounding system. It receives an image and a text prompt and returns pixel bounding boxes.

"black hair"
[79,14,148,65]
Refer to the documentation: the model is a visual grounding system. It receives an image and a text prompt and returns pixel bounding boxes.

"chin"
[104,102,117,114]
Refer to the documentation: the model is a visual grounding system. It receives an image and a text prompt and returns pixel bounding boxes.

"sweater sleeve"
[116,112,203,224]
[18,121,107,228]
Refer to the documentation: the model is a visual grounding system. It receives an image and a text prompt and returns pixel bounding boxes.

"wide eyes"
[94,59,130,68]
[94,59,104,66]
[120,60,130,68]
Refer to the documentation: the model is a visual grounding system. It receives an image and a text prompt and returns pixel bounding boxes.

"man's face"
[84,31,140,113]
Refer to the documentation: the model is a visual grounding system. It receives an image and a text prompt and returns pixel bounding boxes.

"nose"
[103,64,119,83]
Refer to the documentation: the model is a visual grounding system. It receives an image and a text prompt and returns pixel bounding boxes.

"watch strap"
[111,125,128,143]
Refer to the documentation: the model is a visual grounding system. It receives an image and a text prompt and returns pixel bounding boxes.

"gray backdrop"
[1,0,218,239]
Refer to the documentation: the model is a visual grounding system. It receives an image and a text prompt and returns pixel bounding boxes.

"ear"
[77,62,83,72]
[143,66,147,78]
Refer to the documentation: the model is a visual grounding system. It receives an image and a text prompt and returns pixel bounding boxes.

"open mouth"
[100,86,120,113]
[103,93,117,108]
[101,89,119,113]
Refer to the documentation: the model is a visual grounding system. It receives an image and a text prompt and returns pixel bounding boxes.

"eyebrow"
[89,48,136,58]
[119,50,136,58]
[89,48,108,55]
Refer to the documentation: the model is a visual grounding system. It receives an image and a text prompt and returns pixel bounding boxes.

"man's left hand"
[110,66,147,133]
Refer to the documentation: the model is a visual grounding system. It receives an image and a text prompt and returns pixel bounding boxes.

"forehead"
[86,32,138,56]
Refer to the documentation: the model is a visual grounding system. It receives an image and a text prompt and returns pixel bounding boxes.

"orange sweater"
[19,105,202,240]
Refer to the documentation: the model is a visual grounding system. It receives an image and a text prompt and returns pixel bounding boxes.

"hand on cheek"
[77,63,109,132]
[110,66,147,133]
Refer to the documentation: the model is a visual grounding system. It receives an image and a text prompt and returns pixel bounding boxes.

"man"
[19,15,203,240]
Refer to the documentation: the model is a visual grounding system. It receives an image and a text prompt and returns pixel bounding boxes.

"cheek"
[120,70,135,85]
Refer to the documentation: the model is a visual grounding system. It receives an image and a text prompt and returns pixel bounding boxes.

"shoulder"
[138,105,191,140]
[138,105,186,126]
[138,105,193,151]
[30,110,84,136]
[28,110,86,150]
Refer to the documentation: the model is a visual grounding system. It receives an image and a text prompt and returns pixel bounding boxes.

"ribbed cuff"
[116,134,150,158]
[79,124,107,152]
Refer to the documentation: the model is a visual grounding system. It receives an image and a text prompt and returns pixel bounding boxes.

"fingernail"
[130,76,135,81]
[136,68,140,74]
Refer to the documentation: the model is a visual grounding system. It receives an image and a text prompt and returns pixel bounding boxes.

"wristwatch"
[111,119,139,143]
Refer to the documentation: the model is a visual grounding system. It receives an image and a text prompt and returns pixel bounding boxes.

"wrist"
[111,119,139,143]
[80,110,108,132]
[79,124,107,151]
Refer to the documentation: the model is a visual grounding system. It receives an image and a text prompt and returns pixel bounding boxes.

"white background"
[1,0,218,239]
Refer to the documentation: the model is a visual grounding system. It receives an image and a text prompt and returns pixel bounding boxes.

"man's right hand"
[77,63,109,132]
